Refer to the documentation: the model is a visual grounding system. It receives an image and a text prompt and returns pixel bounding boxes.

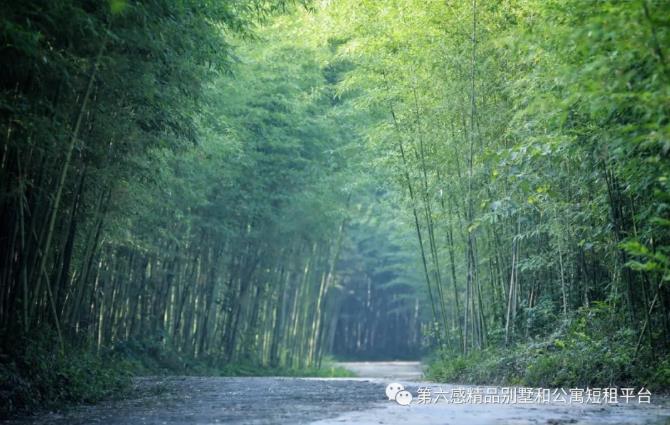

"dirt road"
[3,362,669,424]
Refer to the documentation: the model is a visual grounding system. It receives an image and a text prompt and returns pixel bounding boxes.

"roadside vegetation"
[1,0,669,418]
[307,0,670,391]
[0,0,403,417]
[1,331,352,418]
[425,306,670,391]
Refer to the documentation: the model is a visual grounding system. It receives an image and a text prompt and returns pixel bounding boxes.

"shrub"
[427,307,668,391]
[0,330,131,418]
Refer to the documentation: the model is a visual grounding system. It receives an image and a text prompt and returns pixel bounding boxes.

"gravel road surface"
[3,362,668,425]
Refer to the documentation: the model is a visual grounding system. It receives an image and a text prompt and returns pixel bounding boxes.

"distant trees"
[331,200,425,360]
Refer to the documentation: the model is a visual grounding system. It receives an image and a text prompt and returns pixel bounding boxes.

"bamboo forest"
[1,0,669,422]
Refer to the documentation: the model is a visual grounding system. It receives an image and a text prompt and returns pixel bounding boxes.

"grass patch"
[216,362,355,378]
[111,339,354,378]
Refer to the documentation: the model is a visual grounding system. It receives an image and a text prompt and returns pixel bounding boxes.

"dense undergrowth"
[0,333,130,418]
[110,338,353,378]
[426,306,670,392]
[0,331,352,419]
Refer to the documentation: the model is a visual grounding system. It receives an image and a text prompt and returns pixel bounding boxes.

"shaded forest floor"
[0,332,352,419]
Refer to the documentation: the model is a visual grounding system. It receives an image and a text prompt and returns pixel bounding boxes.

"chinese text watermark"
[385,384,652,406]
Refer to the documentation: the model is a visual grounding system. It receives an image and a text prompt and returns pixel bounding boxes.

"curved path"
[2,362,668,424]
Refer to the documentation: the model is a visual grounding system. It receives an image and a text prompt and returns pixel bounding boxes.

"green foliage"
[0,330,131,418]
[216,362,355,378]
[1,1,385,415]
[428,306,668,390]
[2,0,670,413]
[110,339,354,378]
[0,330,353,418]
[306,0,670,383]
[521,297,558,340]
